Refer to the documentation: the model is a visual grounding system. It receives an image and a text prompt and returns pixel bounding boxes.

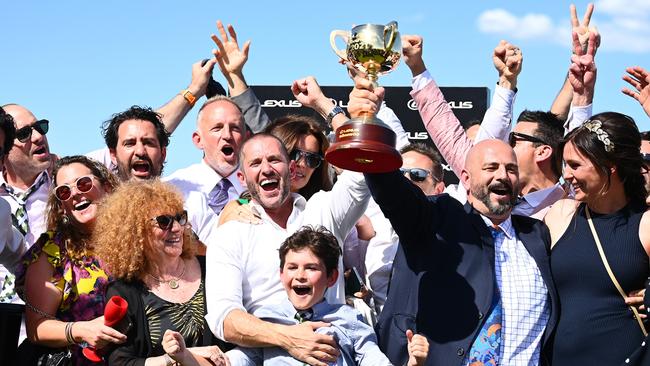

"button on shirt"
[478,215,550,365]
[205,171,370,341]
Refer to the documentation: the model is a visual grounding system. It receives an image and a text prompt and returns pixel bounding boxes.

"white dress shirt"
[205,171,370,341]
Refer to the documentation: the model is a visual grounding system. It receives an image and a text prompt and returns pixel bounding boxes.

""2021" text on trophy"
[326,21,402,173]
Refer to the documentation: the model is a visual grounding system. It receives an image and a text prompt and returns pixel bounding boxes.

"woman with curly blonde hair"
[15,155,125,366]
[95,180,227,366]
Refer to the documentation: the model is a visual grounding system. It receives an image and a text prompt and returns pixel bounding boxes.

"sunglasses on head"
[508,131,547,148]
[290,149,323,169]
[54,175,96,201]
[152,211,188,230]
[400,168,433,183]
[15,119,49,143]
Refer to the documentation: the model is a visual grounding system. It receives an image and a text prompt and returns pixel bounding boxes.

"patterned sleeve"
[15,231,66,298]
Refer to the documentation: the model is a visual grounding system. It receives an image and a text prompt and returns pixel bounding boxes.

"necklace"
[149,260,186,289]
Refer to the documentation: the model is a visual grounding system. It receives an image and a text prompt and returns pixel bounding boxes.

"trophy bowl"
[327,22,403,173]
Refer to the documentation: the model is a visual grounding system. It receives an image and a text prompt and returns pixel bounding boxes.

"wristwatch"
[180,89,197,107]
[326,105,345,126]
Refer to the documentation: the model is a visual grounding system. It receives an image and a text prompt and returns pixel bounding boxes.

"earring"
[61,215,70,225]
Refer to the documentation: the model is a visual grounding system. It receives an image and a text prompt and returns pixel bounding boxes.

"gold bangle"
[180,89,197,107]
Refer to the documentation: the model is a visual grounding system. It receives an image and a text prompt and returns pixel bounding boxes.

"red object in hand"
[83,296,129,362]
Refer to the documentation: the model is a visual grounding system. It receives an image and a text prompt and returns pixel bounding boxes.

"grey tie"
[209,179,232,214]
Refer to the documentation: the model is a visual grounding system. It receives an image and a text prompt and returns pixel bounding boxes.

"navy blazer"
[365,171,558,366]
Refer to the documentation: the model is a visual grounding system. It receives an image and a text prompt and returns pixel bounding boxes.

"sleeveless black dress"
[550,203,648,365]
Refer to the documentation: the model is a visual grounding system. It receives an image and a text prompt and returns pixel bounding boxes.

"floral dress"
[15,231,109,366]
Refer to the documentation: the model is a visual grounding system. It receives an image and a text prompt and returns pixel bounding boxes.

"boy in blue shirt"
[225,226,429,366]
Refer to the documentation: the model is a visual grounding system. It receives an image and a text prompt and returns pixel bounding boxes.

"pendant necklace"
[149,260,186,289]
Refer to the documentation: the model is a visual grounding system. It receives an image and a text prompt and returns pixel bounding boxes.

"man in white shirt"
[205,133,370,365]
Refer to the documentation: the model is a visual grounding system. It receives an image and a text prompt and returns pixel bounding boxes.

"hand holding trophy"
[326,22,403,173]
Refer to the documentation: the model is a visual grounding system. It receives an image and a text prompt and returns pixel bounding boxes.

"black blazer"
[365,171,559,366]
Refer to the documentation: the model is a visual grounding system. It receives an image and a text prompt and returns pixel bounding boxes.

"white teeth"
[74,200,91,211]
[260,179,278,187]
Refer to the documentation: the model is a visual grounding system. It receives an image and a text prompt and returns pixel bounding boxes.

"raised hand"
[568,30,598,105]
[622,66,650,117]
[406,329,429,366]
[570,3,599,54]
[210,20,251,89]
[347,76,385,119]
[401,35,426,77]
[493,40,522,90]
[188,58,217,98]
[291,76,329,112]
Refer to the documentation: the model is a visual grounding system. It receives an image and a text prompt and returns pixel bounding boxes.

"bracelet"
[65,322,76,345]
[163,353,177,366]
[180,89,197,107]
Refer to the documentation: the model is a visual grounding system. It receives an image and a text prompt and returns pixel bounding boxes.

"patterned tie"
[0,173,48,302]
[208,179,232,215]
[468,226,504,365]
[294,309,314,323]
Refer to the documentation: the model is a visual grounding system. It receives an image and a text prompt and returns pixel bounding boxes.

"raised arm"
[211,20,270,133]
[622,66,650,118]
[291,76,349,130]
[156,59,217,133]
[565,30,599,134]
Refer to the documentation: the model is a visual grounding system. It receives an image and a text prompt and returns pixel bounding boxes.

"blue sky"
[2,0,649,173]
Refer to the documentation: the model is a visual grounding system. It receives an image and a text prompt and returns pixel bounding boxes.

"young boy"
[225,226,429,366]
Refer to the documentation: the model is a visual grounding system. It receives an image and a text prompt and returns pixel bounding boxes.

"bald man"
[365,139,558,366]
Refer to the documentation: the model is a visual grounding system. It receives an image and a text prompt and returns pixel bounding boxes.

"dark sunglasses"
[642,153,650,163]
[290,149,323,169]
[152,211,188,230]
[400,168,432,183]
[16,119,49,142]
[54,175,96,201]
[508,131,547,148]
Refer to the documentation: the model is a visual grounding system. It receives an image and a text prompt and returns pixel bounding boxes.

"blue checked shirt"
[473,215,550,366]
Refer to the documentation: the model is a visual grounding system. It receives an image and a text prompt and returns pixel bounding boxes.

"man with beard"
[205,133,371,366]
[365,137,558,366]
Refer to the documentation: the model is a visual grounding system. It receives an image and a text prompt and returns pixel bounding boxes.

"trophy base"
[325,117,402,173]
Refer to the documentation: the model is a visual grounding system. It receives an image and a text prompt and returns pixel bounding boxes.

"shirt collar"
[0,169,51,193]
[198,159,241,194]
[479,214,515,240]
[248,193,306,227]
[520,182,565,207]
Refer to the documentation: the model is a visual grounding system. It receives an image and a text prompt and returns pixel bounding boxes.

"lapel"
[463,202,494,248]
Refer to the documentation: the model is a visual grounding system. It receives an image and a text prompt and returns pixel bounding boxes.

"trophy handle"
[330,30,349,60]
[383,21,398,52]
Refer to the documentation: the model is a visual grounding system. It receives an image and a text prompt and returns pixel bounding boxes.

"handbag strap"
[586,206,648,337]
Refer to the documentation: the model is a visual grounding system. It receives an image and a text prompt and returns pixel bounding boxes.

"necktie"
[208,179,232,215]
[294,309,314,323]
[0,173,48,302]
[468,226,504,365]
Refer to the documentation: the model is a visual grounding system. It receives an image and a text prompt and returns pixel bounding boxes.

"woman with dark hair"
[264,114,332,199]
[544,112,650,365]
[15,155,125,365]
[95,180,227,366]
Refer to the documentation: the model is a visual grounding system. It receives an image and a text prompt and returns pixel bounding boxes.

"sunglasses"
[643,153,650,162]
[290,149,323,169]
[151,211,188,230]
[54,175,96,201]
[508,131,547,148]
[15,119,49,143]
[400,168,433,183]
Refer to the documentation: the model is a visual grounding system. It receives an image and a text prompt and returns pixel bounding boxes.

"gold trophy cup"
[326,21,402,173]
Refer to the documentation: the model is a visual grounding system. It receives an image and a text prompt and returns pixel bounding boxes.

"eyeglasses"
[400,168,433,183]
[643,153,650,162]
[290,149,323,169]
[15,119,49,142]
[54,175,96,201]
[151,211,188,230]
[508,131,547,148]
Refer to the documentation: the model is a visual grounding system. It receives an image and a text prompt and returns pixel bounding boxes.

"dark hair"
[102,106,170,150]
[562,112,647,205]
[279,226,341,276]
[464,119,482,131]
[399,142,444,182]
[0,107,16,156]
[264,115,333,199]
[47,155,120,259]
[641,131,650,142]
[517,110,564,178]
[238,133,291,164]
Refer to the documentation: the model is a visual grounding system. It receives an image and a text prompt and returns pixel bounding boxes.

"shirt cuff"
[411,70,433,92]
[565,104,593,136]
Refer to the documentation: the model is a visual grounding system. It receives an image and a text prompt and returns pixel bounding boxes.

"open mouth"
[222,146,234,157]
[489,184,512,197]
[74,200,92,211]
[132,161,151,174]
[33,146,48,156]
[260,178,279,191]
[164,237,181,245]
[293,285,311,296]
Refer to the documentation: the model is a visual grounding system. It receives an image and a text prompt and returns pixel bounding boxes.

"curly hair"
[47,155,120,260]
[93,180,196,281]
[264,115,333,199]
[562,112,647,206]
[0,106,16,156]
[102,105,170,150]
[279,225,341,276]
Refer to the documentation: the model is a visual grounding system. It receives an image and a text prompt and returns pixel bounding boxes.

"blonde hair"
[93,180,196,281]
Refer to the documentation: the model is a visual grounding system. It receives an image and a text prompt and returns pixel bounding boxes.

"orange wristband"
[180,89,197,107]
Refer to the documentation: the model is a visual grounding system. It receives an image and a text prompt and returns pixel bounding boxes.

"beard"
[246,174,291,211]
[115,156,163,181]
[471,180,518,216]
